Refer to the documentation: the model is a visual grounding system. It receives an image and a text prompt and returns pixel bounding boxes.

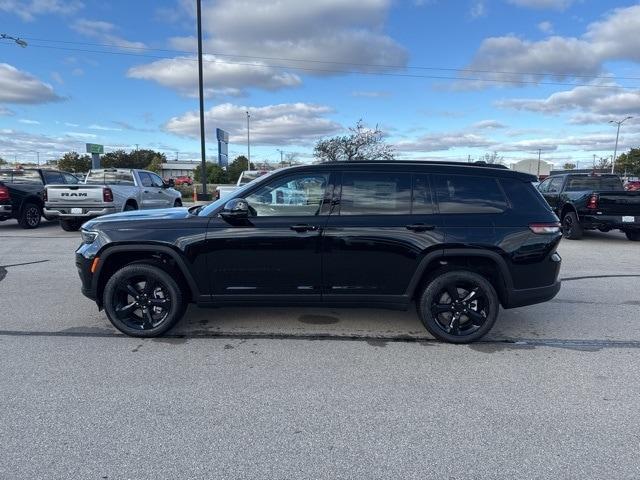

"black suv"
[76,161,562,343]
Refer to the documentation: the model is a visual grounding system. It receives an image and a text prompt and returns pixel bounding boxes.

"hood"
[83,207,193,229]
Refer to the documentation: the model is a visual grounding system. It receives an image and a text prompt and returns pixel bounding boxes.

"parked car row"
[0,167,182,231]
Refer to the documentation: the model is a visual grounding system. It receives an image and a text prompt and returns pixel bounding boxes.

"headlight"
[80,229,99,244]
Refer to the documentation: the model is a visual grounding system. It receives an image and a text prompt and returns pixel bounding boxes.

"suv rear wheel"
[417,270,499,343]
[60,219,83,231]
[103,264,185,337]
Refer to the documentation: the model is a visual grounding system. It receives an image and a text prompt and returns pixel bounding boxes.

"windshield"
[565,176,623,192]
[198,170,276,216]
[0,170,42,184]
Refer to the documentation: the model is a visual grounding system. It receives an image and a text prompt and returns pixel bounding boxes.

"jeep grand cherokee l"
[76,161,562,343]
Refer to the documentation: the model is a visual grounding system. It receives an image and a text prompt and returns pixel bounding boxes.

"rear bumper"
[503,281,561,309]
[0,204,12,217]
[582,214,640,230]
[44,206,116,218]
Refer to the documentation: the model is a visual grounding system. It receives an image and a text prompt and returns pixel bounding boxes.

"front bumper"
[582,214,640,231]
[0,204,12,218]
[75,252,96,301]
[45,206,116,218]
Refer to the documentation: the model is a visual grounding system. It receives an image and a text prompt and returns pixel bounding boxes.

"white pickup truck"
[44,168,182,231]
[215,170,269,199]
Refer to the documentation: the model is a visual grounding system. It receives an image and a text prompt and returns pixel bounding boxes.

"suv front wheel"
[418,270,499,343]
[103,264,185,337]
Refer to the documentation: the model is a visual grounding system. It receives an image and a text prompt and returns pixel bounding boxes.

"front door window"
[245,173,329,217]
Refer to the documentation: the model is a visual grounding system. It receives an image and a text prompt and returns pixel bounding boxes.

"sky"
[1,0,640,168]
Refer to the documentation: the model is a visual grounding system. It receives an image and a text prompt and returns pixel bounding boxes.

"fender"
[440,248,514,290]
[92,244,201,304]
[405,249,444,297]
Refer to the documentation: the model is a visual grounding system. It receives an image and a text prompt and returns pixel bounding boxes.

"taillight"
[586,194,598,209]
[103,187,113,202]
[215,190,220,200]
[43,189,48,202]
[0,185,10,202]
[529,222,561,234]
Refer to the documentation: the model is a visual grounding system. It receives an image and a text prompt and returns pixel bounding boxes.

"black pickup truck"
[0,168,80,229]
[538,173,640,241]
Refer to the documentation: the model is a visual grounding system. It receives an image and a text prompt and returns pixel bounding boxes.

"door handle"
[406,223,436,232]
[143,190,149,193]
[290,224,319,232]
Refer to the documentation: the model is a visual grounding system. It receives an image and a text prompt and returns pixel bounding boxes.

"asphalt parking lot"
[1,219,639,479]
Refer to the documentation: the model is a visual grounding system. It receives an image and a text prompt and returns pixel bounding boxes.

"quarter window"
[433,175,507,214]
[339,172,411,215]
[246,173,329,217]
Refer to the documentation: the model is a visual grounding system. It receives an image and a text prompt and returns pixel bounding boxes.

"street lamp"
[1,33,28,48]
[609,116,632,174]
[246,111,251,171]
[195,0,210,200]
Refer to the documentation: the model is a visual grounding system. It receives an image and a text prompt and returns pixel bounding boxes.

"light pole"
[196,0,209,200]
[610,116,632,174]
[277,149,284,166]
[536,149,542,178]
[246,111,251,171]
[1,33,28,48]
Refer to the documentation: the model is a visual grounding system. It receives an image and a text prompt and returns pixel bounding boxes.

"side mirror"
[220,198,249,221]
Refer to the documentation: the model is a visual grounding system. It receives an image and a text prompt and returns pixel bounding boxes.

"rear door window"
[433,175,507,214]
[62,173,79,184]
[42,171,64,184]
[412,174,435,214]
[339,172,411,215]
[547,177,564,193]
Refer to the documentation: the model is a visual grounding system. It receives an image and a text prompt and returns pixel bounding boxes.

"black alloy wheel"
[104,264,185,337]
[561,212,583,240]
[625,230,640,241]
[418,270,499,343]
[18,202,42,229]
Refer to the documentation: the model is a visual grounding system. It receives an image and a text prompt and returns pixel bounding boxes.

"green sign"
[86,143,104,154]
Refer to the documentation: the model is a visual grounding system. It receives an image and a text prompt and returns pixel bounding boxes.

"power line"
[18,35,640,82]
[5,39,639,89]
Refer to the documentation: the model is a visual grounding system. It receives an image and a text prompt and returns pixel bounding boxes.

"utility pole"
[246,111,251,171]
[610,116,632,174]
[536,149,541,178]
[277,149,284,166]
[196,0,209,199]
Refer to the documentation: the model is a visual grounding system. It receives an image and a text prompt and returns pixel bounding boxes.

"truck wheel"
[561,211,583,240]
[417,270,499,344]
[173,199,182,207]
[625,231,640,241]
[124,203,137,211]
[18,202,41,229]
[60,219,82,232]
[103,264,185,337]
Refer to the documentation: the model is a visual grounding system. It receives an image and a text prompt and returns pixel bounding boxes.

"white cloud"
[51,72,64,85]
[132,0,407,95]
[351,90,391,98]
[470,1,487,18]
[461,5,640,87]
[506,0,574,10]
[128,55,301,98]
[396,131,493,152]
[0,107,15,116]
[0,0,83,21]
[88,124,122,131]
[164,102,341,146]
[473,119,507,129]
[537,21,553,34]
[497,84,640,125]
[65,131,97,139]
[72,19,146,50]
[0,64,62,104]
[19,119,40,125]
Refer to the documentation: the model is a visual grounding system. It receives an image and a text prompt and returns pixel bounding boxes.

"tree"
[56,151,91,173]
[0,157,7,166]
[194,163,228,184]
[146,155,165,174]
[563,163,576,170]
[313,120,394,163]
[614,148,640,176]
[478,151,503,164]
[227,156,249,183]
[101,149,167,170]
[596,157,612,170]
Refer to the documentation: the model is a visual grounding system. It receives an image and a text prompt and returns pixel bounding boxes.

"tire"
[124,202,137,212]
[417,270,499,344]
[18,202,41,229]
[103,264,185,337]
[60,219,82,232]
[625,231,640,241]
[561,211,583,240]
[173,199,182,207]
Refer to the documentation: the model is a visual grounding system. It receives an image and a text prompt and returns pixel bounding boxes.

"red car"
[167,175,193,186]
[625,180,640,191]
